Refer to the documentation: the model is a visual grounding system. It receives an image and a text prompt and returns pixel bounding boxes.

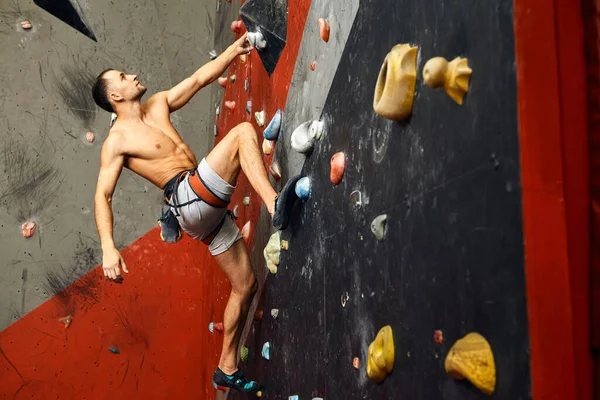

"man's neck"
[115,101,143,121]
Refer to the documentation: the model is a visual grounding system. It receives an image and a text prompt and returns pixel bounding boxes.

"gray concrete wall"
[0,0,215,330]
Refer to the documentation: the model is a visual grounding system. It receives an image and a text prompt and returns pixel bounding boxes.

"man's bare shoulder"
[102,128,127,155]
[143,91,169,114]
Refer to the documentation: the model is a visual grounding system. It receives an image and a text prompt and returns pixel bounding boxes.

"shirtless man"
[91,33,300,394]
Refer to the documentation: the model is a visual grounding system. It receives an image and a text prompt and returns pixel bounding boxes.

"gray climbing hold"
[371,214,388,241]
[108,347,120,354]
[246,101,252,114]
[261,342,271,360]
[291,120,324,154]
[271,308,279,319]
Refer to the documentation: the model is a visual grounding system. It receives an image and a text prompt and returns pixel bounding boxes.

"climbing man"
[91,33,299,394]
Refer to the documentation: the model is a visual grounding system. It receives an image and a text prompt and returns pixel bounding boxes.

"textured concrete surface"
[0,0,215,330]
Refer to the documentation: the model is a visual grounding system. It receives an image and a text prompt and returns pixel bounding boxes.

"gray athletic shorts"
[169,158,242,256]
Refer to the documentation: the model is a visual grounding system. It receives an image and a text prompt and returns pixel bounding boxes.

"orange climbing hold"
[218,77,227,87]
[330,152,345,184]
[20,20,32,30]
[59,315,73,329]
[318,18,330,42]
[225,101,236,111]
[22,222,35,238]
[310,62,316,71]
[231,20,243,33]
[242,221,251,241]
[353,357,360,369]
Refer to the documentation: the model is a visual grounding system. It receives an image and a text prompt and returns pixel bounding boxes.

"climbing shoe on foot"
[212,367,261,394]
[273,175,302,230]
[158,207,183,243]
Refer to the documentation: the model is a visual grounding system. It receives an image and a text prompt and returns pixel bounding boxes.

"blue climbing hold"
[263,109,282,141]
[295,177,311,200]
[108,347,120,354]
[261,342,271,360]
[209,322,215,333]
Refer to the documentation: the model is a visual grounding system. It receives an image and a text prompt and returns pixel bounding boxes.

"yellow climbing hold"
[367,325,395,383]
[373,44,418,120]
[263,231,281,274]
[423,56,472,105]
[445,332,496,396]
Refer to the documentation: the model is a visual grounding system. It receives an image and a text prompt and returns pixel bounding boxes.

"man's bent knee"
[233,275,257,299]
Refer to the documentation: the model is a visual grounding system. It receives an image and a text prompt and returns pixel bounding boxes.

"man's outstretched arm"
[94,132,128,280]
[165,33,252,112]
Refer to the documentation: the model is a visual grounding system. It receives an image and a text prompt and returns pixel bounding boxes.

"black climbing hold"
[239,0,287,76]
[33,0,97,42]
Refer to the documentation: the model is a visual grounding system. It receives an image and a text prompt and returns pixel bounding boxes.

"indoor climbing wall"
[234,0,531,399]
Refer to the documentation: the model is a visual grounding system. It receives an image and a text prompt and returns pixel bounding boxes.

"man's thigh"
[213,238,253,290]
[205,125,241,186]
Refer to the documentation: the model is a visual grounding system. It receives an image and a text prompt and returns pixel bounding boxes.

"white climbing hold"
[271,308,279,319]
[255,111,266,127]
[248,31,267,50]
[371,214,388,241]
[291,121,324,154]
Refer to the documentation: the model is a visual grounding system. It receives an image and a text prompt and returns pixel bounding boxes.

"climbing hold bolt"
[291,120,324,154]
[373,43,418,120]
[423,56,472,105]
[264,231,281,274]
[229,74,236,83]
[263,109,282,141]
[20,20,32,30]
[318,18,330,42]
[269,162,282,181]
[330,152,346,185]
[248,31,267,50]
[295,177,311,200]
[108,347,120,354]
[59,315,73,329]
[246,101,252,114]
[370,214,387,241]
[255,111,266,127]
[241,221,251,242]
[231,20,243,33]
[271,308,279,319]
[367,325,395,383]
[350,190,362,208]
[262,139,274,155]
[22,222,36,238]
[310,61,316,71]
[232,205,239,219]
[243,196,250,205]
[281,240,289,250]
[209,322,224,333]
[434,330,443,344]
[445,332,496,395]
[224,101,236,111]
[261,342,271,360]
[218,77,227,87]
[353,357,360,369]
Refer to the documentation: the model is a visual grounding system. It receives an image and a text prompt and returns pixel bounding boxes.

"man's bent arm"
[164,34,250,112]
[94,134,124,251]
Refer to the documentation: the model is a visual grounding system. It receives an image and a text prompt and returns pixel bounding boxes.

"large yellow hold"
[367,325,395,383]
[445,332,496,395]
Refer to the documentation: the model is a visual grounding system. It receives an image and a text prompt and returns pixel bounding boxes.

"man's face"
[104,70,147,103]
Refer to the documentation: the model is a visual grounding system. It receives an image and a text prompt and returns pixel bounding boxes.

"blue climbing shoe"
[158,208,182,243]
[212,368,261,394]
[273,175,302,230]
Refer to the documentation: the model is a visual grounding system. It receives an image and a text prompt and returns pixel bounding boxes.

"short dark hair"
[92,68,114,113]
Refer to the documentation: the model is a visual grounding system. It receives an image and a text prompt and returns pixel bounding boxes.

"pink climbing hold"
[20,20,32,30]
[318,18,330,42]
[225,101,236,111]
[213,322,224,333]
[231,20,243,33]
[218,77,227,87]
[242,221,251,241]
[434,330,444,344]
[310,61,316,71]
[86,131,95,143]
[22,222,36,238]
[330,152,346,185]
[353,357,360,369]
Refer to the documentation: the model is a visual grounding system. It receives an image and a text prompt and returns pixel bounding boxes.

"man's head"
[92,69,147,113]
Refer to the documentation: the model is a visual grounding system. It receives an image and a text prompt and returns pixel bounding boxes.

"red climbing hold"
[318,18,330,42]
[218,77,227,87]
[310,62,316,71]
[330,152,346,185]
[214,322,224,332]
[86,131,95,143]
[434,330,444,344]
[22,222,35,238]
[254,309,264,321]
[225,101,236,111]
[231,20,243,33]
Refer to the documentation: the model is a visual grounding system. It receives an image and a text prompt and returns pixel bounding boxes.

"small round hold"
[224,101,236,111]
[370,214,388,241]
[108,347,120,354]
[318,18,330,42]
[261,342,271,360]
[232,205,239,219]
[218,77,227,87]
[22,221,36,238]
[243,196,250,206]
[280,240,289,250]
[330,152,345,184]
[20,20,32,30]
[271,308,279,319]
[295,177,311,200]
[256,391,263,398]
[434,329,444,344]
[86,131,95,143]
[229,74,236,83]
[231,20,243,33]
[310,61,316,71]
[353,357,360,369]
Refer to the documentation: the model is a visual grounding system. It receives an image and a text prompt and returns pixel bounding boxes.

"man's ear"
[109,92,123,103]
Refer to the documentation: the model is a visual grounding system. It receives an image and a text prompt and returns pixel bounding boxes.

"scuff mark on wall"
[54,62,97,126]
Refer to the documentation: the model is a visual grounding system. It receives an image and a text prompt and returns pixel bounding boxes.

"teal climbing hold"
[264,109,282,140]
[262,342,271,360]
[295,177,311,199]
[108,347,120,354]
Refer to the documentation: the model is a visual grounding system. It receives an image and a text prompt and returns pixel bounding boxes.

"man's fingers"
[121,258,129,273]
